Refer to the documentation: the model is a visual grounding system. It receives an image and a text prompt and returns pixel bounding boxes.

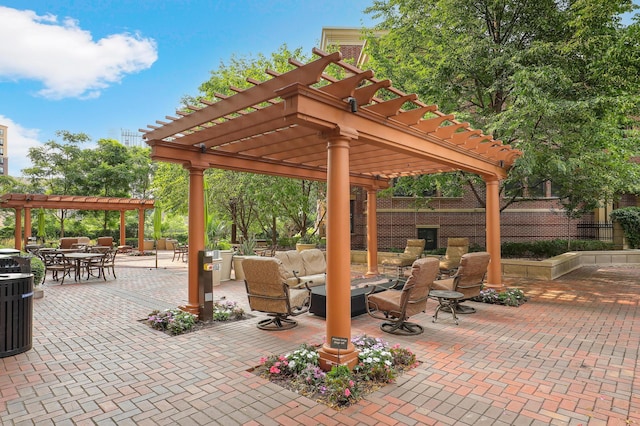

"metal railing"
[577,222,613,242]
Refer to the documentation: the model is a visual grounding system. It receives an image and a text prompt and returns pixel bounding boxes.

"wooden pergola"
[0,193,155,252]
[142,49,521,368]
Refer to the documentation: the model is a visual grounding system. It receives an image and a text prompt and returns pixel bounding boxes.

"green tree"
[150,162,189,215]
[182,45,325,243]
[128,146,156,199]
[80,138,135,232]
[23,130,90,236]
[364,0,640,217]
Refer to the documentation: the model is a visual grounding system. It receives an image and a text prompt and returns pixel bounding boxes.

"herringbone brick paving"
[1,252,638,425]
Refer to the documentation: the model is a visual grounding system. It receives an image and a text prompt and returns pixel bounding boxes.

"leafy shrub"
[611,207,640,249]
[212,300,244,321]
[30,256,45,286]
[499,288,527,306]
[216,240,232,250]
[146,309,197,335]
[325,365,361,406]
[501,239,614,259]
[473,287,527,306]
[475,288,501,304]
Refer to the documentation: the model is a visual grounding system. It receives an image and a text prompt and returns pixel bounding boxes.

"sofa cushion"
[299,273,326,287]
[300,249,326,275]
[275,249,327,287]
[274,251,304,279]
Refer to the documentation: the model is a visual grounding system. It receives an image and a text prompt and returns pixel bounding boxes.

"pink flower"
[259,357,267,364]
[349,380,354,387]
[344,388,351,397]
[269,366,281,374]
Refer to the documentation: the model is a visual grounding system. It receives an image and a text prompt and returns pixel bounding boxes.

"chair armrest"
[291,281,312,292]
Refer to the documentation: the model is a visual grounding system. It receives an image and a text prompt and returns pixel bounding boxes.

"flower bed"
[472,287,527,306]
[252,335,419,409]
[145,300,245,335]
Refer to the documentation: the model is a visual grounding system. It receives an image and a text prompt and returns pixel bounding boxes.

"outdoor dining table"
[64,252,105,281]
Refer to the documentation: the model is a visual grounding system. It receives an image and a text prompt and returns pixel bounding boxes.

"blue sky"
[0,0,376,176]
[2,2,638,177]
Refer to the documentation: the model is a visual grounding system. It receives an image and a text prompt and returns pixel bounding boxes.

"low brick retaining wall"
[351,250,640,280]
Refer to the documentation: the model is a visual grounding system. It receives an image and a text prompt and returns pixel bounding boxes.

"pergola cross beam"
[142,49,522,369]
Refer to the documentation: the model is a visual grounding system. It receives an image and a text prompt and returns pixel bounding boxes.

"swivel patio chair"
[438,237,470,277]
[243,257,311,330]
[431,251,490,314]
[366,257,439,335]
[381,239,426,277]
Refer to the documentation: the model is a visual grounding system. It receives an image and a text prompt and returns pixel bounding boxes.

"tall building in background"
[0,124,8,176]
[320,27,386,67]
[121,129,143,147]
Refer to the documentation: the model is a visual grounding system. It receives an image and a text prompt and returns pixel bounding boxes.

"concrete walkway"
[1,251,638,425]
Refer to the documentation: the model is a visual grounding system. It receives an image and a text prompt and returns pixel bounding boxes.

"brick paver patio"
[1,252,638,425]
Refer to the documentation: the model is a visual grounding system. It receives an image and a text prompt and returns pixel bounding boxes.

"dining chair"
[41,251,73,285]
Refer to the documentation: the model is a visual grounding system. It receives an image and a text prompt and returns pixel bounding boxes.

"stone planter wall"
[350,249,640,280]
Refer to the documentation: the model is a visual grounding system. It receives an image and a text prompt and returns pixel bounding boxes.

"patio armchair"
[97,236,114,248]
[173,243,188,262]
[41,251,73,285]
[381,239,426,276]
[366,257,439,335]
[59,238,78,250]
[85,247,117,280]
[439,237,469,277]
[431,251,490,314]
[242,257,311,330]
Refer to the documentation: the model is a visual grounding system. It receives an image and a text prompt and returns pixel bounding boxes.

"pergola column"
[137,209,145,254]
[485,177,503,288]
[14,208,22,251]
[318,128,359,371]
[366,188,379,276]
[24,207,32,245]
[183,165,207,317]
[120,211,126,246]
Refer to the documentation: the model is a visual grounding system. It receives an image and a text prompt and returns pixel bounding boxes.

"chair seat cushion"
[382,256,414,267]
[367,290,402,315]
[431,278,455,291]
[289,288,309,309]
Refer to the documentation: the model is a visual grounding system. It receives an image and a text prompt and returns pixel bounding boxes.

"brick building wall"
[350,187,596,251]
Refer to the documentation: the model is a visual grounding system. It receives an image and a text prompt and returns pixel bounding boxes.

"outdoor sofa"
[274,248,326,287]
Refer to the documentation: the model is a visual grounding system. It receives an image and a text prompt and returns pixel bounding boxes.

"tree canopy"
[365,0,640,216]
[20,132,154,237]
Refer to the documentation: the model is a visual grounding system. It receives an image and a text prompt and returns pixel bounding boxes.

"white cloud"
[0,6,157,99]
[0,116,44,177]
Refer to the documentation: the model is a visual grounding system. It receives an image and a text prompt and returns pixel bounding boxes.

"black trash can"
[0,273,33,357]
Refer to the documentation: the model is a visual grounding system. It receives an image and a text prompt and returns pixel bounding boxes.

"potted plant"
[232,237,258,281]
[296,232,318,252]
[217,239,234,281]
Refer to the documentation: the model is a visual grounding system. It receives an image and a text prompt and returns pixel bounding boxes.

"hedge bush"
[610,207,640,249]
[501,239,614,259]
